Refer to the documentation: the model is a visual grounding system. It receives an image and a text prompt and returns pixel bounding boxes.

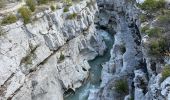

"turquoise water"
[64,30,114,100]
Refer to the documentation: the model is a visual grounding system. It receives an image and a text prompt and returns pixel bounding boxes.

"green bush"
[66,13,77,19]
[18,7,32,24]
[161,64,170,81]
[149,38,169,56]
[1,14,17,25]
[140,14,148,22]
[141,26,149,33]
[37,0,49,4]
[115,79,128,94]
[37,0,56,4]
[26,0,36,12]
[158,15,170,24]
[149,40,160,55]
[59,53,65,61]
[63,7,69,12]
[145,27,163,37]
[139,0,165,12]
[50,5,55,11]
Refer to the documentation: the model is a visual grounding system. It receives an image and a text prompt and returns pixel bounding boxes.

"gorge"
[0,0,170,100]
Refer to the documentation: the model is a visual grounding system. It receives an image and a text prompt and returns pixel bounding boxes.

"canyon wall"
[1,0,170,100]
[0,0,106,100]
[89,0,143,99]
[88,0,170,100]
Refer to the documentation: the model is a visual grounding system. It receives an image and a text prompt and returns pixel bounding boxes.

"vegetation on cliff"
[1,14,17,25]
[139,0,165,12]
[162,64,170,81]
[115,79,129,94]
[139,0,170,57]
[18,7,32,24]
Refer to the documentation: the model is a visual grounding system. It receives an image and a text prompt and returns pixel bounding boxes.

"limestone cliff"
[89,0,143,99]
[1,0,170,100]
[88,0,170,100]
[0,0,106,100]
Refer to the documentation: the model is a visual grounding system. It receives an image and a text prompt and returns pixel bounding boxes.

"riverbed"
[64,30,114,100]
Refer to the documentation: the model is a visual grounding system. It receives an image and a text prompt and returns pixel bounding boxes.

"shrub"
[63,7,69,12]
[50,5,55,11]
[141,26,149,33]
[1,14,17,25]
[115,79,128,94]
[145,27,163,37]
[66,13,77,19]
[38,0,57,4]
[59,53,65,61]
[26,0,36,12]
[37,0,55,5]
[161,64,170,81]
[139,0,165,12]
[18,7,32,24]
[140,14,148,22]
[158,15,170,24]
[37,0,49,4]
[21,53,33,65]
[149,40,160,55]
[149,38,169,56]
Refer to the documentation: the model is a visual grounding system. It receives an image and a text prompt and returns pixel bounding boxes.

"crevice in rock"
[64,88,75,96]
[0,73,15,97]
[20,45,39,66]
[82,67,87,71]
[7,85,23,100]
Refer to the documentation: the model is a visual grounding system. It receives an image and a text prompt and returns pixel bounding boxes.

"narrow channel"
[64,30,114,100]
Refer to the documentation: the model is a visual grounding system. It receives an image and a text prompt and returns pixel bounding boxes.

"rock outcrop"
[88,0,143,100]
[88,0,170,100]
[0,0,106,100]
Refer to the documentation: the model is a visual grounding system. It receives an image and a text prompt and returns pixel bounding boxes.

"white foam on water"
[78,83,91,100]
[97,30,111,40]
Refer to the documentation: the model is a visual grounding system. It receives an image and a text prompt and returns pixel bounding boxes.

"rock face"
[0,0,106,100]
[89,0,143,100]
[1,0,170,100]
[89,0,170,100]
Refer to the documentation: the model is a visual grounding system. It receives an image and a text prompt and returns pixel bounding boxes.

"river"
[64,30,114,100]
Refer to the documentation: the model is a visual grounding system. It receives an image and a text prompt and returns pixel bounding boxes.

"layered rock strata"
[0,0,106,100]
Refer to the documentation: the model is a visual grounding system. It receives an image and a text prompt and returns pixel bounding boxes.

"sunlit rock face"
[0,0,106,100]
